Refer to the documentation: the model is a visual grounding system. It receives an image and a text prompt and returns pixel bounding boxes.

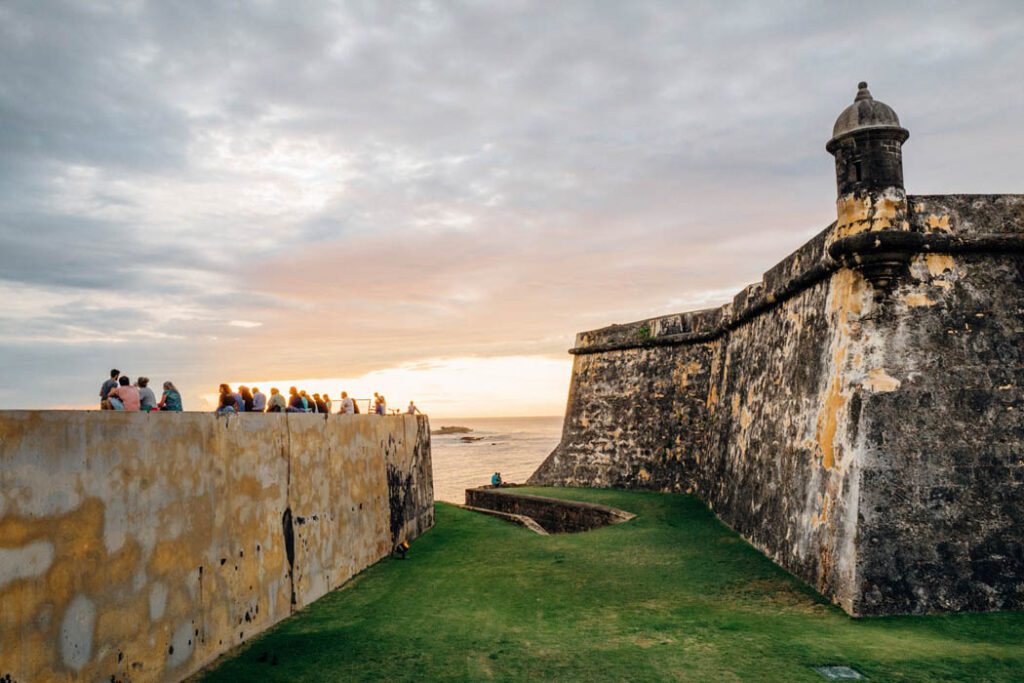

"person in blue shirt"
[99,368,120,409]
[491,472,502,487]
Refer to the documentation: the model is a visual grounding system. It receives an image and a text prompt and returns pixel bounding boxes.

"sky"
[1,1,1022,416]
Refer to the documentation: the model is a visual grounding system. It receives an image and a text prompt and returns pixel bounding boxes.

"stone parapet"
[0,412,433,682]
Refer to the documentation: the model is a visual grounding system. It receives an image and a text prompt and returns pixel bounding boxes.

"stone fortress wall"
[530,83,1024,617]
[0,411,433,682]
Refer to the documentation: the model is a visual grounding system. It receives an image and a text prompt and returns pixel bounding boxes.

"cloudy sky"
[1,1,1022,415]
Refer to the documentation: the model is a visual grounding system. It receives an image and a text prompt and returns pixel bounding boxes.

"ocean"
[429,415,563,503]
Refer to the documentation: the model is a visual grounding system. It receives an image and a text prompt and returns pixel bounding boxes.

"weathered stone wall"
[0,412,433,682]
[531,194,1024,616]
[852,195,1024,614]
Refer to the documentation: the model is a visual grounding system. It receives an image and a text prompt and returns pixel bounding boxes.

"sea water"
[429,415,563,503]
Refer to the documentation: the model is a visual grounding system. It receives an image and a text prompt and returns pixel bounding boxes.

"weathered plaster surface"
[531,194,1024,616]
[0,412,433,682]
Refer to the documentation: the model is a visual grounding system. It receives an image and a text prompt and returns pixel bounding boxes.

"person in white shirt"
[407,401,421,415]
[252,387,267,412]
[340,391,355,415]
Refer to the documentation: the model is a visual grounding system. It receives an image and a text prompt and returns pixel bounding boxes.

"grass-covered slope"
[198,488,1024,682]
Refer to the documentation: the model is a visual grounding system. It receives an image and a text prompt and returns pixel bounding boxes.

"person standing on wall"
[100,368,120,409]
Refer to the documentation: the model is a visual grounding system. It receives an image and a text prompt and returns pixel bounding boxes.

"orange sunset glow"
[1,4,1020,415]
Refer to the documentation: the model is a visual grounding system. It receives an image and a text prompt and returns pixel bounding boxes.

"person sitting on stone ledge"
[137,376,158,412]
[232,385,246,412]
[252,386,267,412]
[300,390,316,412]
[491,472,503,487]
[287,386,306,412]
[314,393,328,414]
[216,384,235,414]
[266,387,286,412]
[158,381,183,412]
[239,385,255,412]
[100,368,120,409]
[108,375,141,412]
[340,391,355,414]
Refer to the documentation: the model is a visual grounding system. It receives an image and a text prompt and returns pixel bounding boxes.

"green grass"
[198,488,1024,682]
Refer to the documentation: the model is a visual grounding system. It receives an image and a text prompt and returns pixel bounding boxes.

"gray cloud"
[1,0,1022,409]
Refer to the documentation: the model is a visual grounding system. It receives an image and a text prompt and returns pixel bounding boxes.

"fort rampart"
[531,84,1024,617]
[0,412,433,682]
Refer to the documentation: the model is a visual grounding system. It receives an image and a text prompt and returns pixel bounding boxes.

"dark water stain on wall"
[282,507,297,606]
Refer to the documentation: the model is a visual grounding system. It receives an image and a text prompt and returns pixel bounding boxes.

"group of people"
[99,369,183,412]
[100,369,423,416]
[216,385,335,414]
[215,384,423,417]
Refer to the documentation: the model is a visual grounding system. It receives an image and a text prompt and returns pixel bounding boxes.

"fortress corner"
[530,83,1024,617]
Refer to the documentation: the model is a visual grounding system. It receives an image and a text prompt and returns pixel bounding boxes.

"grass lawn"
[197,488,1024,682]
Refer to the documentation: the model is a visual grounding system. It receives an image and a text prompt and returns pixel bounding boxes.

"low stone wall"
[464,488,633,533]
[0,411,433,682]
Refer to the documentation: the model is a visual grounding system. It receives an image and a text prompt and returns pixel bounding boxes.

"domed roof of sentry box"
[829,82,908,143]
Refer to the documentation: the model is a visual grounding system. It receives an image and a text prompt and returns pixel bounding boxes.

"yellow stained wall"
[0,411,434,682]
